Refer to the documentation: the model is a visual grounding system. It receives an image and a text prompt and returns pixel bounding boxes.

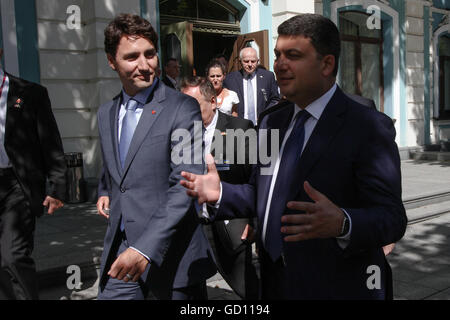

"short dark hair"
[165,58,178,67]
[104,14,158,59]
[278,14,340,76]
[181,76,216,102]
[205,58,226,76]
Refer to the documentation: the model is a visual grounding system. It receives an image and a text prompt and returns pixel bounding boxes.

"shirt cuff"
[129,246,151,263]
[336,209,352,249]
[207,182,222,209]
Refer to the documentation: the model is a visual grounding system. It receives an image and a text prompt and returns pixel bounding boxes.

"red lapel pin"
[152,110,156,115]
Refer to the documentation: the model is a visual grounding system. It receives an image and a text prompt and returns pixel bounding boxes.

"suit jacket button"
[120,187,126,193]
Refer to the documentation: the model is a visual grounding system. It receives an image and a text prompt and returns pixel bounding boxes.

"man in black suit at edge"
[0,48,66,299]
[181,76,259,299]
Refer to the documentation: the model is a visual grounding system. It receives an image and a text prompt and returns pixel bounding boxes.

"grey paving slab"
[425,288,450,300]
[401,160,450,200]
[393,280,438,300]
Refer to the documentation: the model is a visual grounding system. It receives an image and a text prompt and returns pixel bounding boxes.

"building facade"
[0,0,449,180]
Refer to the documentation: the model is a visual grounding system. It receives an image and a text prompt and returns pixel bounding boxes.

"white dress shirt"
[0,68,11,168]
[242,72,258,123]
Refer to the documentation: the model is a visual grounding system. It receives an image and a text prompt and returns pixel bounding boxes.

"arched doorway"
[159,0,241,77]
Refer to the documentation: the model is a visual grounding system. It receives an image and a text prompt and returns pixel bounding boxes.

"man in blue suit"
[223,47,279,124]
[181,14,407,299]
[96,14,216,300]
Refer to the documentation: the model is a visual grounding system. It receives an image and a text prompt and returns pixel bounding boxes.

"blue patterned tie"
[246,74,256,125]
[264,110,311,262]
[119,98,139,168]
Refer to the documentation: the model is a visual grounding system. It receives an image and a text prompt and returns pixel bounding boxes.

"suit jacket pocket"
[213,219,248,255]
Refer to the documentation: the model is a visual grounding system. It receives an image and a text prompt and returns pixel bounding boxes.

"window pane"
[197,0,235,22]
[361,43,381,109]
[339,41,356,94]
[445,59,450,111]
[339,11,381,39]
[160,0,197,18]
[159,0,236,23]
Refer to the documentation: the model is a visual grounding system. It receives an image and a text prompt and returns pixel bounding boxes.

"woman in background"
[206,59,239,116]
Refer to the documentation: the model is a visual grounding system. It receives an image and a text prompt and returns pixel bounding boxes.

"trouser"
[0,168,38,300]
[97,230,208,300]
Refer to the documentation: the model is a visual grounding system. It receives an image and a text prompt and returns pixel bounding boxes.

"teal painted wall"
[260,0,274,71]
[14,0,40,83]
[323,0,332,18]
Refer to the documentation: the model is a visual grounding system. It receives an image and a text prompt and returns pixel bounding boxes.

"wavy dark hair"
[104,13,158,58]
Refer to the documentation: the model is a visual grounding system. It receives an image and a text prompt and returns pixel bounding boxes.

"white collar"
[121,79,158,106]
[205,110,219,131]
[294,83,337,120]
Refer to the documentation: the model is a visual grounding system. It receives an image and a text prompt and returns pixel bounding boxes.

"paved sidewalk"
[34,159,450,299]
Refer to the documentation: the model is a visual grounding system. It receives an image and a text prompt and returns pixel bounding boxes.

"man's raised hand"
[180,154,221,205]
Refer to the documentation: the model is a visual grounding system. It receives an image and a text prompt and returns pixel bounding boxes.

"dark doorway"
[193,32,237,76]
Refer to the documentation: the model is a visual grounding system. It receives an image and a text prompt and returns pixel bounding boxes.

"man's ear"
[321,54,335,77]
[107,54,117,71]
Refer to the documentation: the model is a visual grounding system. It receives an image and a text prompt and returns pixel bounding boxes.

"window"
[159,0,238,23]
[439,35,450,119]
[339,11,384,111]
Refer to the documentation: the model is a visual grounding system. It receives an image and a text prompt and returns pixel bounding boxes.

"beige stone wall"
[36,0,141,178]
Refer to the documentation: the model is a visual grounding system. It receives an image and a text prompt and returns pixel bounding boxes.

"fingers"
[303,181,326,202]
[108,249,148,283]
[241,224,249,240]
[181,171,196,183]
[180,178,196,191]
[44,197,63,215]
[97,196,110,219]
[286,201,316,214]
[205,153,218,175]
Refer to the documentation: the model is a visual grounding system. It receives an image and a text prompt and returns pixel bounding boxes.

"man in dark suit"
[96,14,216,300]
[223,47,279,124]
[346,93,377,110]
[181,14,407,299]
[181,77,259,299]
[161,58,180,90]
[0,49,66,299]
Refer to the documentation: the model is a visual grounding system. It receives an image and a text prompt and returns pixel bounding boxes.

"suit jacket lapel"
[107,95,122,179]
[290,87,347,200]
[256,69,265,114]
[121,81,165,173]
[256,104,295,222]
[4,74,23,144]
[237,70,245,118]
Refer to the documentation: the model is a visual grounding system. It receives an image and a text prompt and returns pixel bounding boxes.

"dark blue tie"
[264,109,311,262]
[119,98,139,168]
